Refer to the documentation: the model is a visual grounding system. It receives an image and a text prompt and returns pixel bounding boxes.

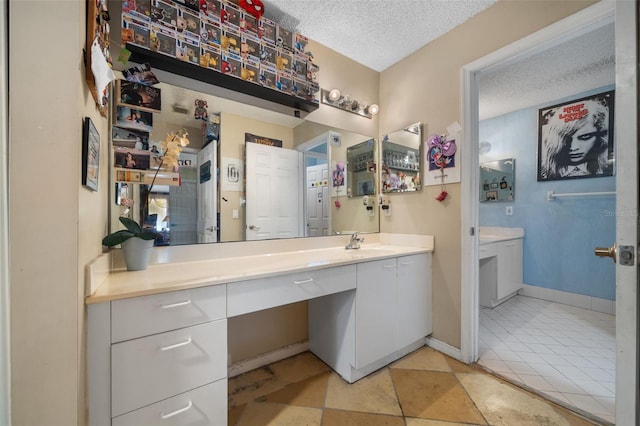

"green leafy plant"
[101,216,159,247]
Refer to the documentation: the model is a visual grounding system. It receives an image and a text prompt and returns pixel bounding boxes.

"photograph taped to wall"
[537,90,614,181]
[115,106,153,132]
[117,80,162,113]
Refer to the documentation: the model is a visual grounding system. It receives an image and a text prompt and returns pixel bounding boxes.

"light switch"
[232,209,239,219]
[506,206,513,216]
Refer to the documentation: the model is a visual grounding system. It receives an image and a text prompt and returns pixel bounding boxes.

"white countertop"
[479,226,524,245]
[86,234,434,304]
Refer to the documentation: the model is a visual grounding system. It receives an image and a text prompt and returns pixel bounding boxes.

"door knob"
[594,242,617,263]
[248,225,261,230]
[206,226,215,232]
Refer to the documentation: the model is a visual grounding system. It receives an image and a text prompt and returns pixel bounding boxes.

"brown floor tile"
[457,373,598,426]
[322,409,405,426]
[259,371,331,408]
[444,355,482,375]
[405,418,479,425]
[269,352,331,384]
[325,369,403,416]
[228,352,330,407]
[228,366,285,407]
[390,369,487,424]
[228,403,246,426]
[391,346,452,372]
[236,401,323,426]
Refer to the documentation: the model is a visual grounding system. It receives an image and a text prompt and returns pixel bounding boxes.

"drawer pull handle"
[400,261,414,265]
[160,338,192,351]
[161,299,192,309]
[505,243,515,247]
[383,264,396,269]
[160,400,193,419]
[293,278,314,285]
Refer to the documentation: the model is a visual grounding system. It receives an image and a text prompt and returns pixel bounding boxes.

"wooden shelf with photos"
[113,167,182,187]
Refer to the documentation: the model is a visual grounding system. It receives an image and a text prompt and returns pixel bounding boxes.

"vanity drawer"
[111,285,226,342]
[479,243,498,260]
[111,319,227,417]
[112,379,227,426]
[227,265,356,317]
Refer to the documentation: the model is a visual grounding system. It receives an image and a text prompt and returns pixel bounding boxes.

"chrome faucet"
[345,232,364,250]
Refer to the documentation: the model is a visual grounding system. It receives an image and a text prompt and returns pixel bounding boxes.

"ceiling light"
[328,88,341,101]
[320,88,379,119]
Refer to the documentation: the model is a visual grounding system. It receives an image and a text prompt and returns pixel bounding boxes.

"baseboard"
[228,341,309,378]
[426,336,463,362]
[518,284,615,315]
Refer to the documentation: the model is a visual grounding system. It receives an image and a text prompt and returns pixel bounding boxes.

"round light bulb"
[368,104,379,115]
[357,101,368,111]
[341,94,353,106]
[328,89,341,101]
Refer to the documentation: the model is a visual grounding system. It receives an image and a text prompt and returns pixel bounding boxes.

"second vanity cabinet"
[309,253,432,383]
[479,238,523,308]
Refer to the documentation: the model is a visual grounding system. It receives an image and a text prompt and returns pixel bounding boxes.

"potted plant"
[102,129,190,271]
[102,216,159,271]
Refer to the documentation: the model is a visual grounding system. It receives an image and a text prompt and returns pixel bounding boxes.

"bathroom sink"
[349,247,397,256]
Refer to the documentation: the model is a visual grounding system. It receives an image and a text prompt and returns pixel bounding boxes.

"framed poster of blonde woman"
[537,90,614,181]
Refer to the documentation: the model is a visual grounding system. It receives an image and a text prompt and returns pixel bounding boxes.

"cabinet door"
[355,258,398,369]
[496,239,523,300]
[397,254,431,349]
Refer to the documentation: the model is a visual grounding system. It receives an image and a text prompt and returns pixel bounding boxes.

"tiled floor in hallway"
[228,346,603,425]
[479,295,616,424]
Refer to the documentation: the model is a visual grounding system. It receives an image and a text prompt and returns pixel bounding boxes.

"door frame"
[0,1,10,422]
[461,1,637,423]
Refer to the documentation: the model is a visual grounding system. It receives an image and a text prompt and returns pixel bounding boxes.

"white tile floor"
[478,295,616,424]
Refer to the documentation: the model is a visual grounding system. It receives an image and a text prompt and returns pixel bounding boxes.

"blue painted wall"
[479,86,615,300]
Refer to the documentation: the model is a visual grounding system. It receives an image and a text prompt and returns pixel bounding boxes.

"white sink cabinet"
[479,237,523,308]
[309,253,432,383]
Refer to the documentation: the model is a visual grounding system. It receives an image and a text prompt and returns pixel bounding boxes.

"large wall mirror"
[381,123,422,193]
[110,76,379,245]
[479,158,515,202]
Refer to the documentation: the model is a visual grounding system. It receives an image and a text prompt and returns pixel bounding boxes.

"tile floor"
[228,346,602,425]
[478,295,616,424]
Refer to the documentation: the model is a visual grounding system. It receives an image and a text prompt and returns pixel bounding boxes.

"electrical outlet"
[506,206,513,216]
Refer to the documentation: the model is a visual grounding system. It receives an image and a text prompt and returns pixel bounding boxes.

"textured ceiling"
[478,22,615,119]
[263,0,497,71]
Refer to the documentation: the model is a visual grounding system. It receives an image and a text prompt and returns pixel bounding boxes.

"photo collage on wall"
[120,0,319,103]
[112,64,186,186]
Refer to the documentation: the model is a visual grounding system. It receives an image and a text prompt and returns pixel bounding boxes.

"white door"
[197,142,217,243]
[245,143,300,240]
[612,2,637,423]
[305,164,329,237]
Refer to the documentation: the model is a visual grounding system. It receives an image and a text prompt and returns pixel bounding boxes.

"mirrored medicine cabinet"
[479,158,516,202]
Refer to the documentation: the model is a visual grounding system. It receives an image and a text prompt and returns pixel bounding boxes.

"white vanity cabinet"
[309,253,432,383]
[88,285,228,426]
[479,238,523,308]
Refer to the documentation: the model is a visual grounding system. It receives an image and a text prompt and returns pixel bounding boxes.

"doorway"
[461,2,637,425]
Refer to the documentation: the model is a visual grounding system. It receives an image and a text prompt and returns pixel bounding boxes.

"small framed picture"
[115,106,153,133]
[485,190,498,201]
[82,117,100,191]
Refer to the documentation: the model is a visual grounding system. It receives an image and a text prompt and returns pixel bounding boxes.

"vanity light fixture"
[321,88,379,119]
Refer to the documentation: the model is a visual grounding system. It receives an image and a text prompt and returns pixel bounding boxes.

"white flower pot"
[121,237,154,271]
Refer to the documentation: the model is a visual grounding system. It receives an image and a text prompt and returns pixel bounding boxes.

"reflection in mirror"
[381,123,422,193]
[480,158,515,202]
[346,139,376,198]
[110,82,379,245]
